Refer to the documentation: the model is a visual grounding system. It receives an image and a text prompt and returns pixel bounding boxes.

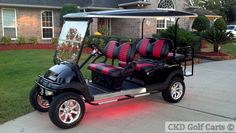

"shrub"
[1,36,11,45]
[153,25,200,47]
[92,35,106,49]
[84,35,136,49]
[60,4,80,26]
[214,18,227,31]
[28,37,38,45]
[192,15,210,32]
[98,26,109,36]
[205,27,234,52]
[51,38,58,45]
[17,36,25,45]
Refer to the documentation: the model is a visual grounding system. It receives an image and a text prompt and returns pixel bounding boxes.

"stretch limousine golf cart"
[29,9,196,129]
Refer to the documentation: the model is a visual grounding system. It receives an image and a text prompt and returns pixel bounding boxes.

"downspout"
[141,18,145,39]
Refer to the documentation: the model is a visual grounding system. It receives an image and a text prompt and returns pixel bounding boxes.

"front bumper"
[35,75,62,96]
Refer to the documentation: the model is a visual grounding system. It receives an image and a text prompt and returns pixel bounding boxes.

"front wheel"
[49,92,85,129]
[29,85,49,112]
[162,77,185,103]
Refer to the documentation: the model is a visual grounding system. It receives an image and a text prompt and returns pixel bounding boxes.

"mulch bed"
[196,52,234,60]
[0,44,56,51]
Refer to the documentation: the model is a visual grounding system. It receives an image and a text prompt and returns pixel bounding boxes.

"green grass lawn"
[0,50,54,124]
[0,50,94,124]
[222,42,236,57]
[202,41,236,57]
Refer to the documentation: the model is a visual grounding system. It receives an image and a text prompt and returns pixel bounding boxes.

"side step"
[89,91,159,106]
[93,87,147,101]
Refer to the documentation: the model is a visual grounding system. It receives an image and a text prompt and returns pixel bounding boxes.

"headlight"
[45,90,54,96]
[46,70,58,81]
[48,75,57,81]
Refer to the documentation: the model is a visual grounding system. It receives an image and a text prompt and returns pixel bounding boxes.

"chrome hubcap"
[37,95,49,109]
[59,99,81,124]
[171,82,183,100]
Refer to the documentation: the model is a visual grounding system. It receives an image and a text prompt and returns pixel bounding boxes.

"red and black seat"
[88,41,135,77]
[134,38,170,73]
[119,38,155,68]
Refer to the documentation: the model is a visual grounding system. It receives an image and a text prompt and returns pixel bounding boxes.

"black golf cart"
[29,9,196,129]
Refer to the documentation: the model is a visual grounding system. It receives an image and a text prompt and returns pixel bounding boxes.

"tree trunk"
[213,43,219,53]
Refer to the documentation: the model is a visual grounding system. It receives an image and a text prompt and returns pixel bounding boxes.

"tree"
[154,25,200,47]
[214,18,227,31]
[192,15,210,32]
[60,4,80,26]
[193,0,236,22]
[205,27,234,52]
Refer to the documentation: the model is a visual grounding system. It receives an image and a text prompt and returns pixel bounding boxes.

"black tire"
[49,92,85,129]
[29,85,49,112]
[162,77,185,103]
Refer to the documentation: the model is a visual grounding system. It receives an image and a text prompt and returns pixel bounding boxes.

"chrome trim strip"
[93,87,147,101]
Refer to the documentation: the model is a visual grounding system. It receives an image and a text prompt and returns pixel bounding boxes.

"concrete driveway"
[0,60,236,133]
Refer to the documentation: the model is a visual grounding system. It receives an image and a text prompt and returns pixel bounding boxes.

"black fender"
[163,66,184,89]
[53,82,93,102]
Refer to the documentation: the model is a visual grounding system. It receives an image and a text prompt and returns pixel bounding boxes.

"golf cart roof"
[64,9,197,19]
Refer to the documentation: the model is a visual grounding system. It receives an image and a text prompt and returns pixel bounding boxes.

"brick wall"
[0,7,61,43]
[111,18,142,38]
[110,0,191,38]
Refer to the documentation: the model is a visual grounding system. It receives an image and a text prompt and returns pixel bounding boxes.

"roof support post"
[173,17,180,59]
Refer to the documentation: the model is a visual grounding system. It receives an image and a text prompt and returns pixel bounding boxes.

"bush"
[98,26,108,36]
[1,36,11,45]
[153,25,200,47]
[51,38,58,45]
[214,18,227,31]
[17,36,25,45]
[28,37,38,45]
[84,35,137,49]
[60,4,80,26]
[84,35,106,49]
[192,15,210,32]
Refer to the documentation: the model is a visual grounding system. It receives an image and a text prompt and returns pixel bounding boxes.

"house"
[0,0,219,43]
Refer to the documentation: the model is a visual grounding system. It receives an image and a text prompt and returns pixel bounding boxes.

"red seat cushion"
[119,61,127,67]
[88,63,123,77]
[135,61,155,73]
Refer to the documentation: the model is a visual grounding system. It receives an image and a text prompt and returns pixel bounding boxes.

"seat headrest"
[103,41,119,59]
[136,38,156,57]
[151,39,170,59]
[117,42,135,62]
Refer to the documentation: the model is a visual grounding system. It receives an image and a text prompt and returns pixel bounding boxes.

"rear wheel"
[29,85,49,112]
[162,77,185,103]
[49,92,85,129]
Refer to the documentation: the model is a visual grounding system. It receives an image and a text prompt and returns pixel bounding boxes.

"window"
[2,8,17,39]
[41,11,54,39]
[156,0,175,32]
[156,18,175,32]
[157,0,175,9]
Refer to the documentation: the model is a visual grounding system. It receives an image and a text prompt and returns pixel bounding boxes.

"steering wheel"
[90,43,104,56]
[89,43,107,63]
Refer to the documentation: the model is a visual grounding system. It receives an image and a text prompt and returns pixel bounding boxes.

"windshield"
[55,21,88,63]
[227,25,235,30]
